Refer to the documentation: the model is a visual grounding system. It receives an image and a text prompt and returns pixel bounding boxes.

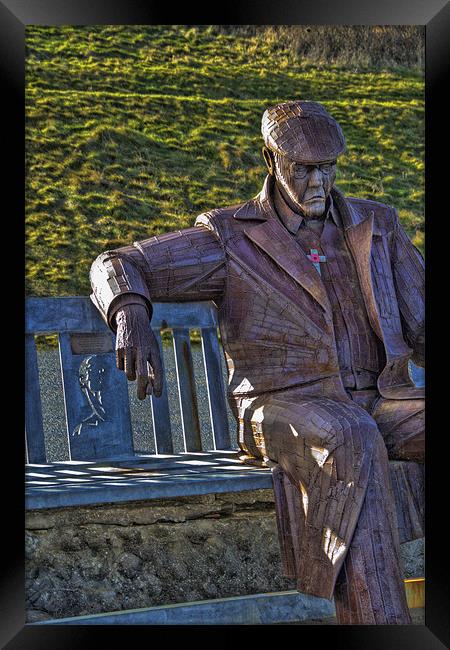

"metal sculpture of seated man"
[89,101,424,625]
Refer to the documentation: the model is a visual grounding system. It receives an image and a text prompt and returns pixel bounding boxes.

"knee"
[332,407,383,453]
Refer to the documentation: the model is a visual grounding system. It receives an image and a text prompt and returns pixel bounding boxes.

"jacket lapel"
[244,218,331,312]
[332,188,384,341]
[234,176,331,312]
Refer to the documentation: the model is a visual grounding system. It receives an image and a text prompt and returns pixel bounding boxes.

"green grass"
[26,25,424,301]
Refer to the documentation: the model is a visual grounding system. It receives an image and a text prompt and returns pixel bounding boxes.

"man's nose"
[307,166,323,187]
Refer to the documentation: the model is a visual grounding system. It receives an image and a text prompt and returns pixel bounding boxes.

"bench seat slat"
[25,466,273,510]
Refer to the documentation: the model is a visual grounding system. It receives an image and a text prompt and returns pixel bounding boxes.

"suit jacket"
[90,175,425,405]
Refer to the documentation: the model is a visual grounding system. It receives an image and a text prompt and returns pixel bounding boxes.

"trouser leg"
[371,397,425,463]
[238,390,415,622]
[334,436,412,624]
[239,392,387,600]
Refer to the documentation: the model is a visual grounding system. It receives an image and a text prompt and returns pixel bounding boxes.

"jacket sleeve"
[390,210,425,367]
[90,222,227,331]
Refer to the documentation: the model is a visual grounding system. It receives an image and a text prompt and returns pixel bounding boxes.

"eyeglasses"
[290,161,336,179]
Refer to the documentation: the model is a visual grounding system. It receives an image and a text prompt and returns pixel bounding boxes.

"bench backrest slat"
[25,334,46,463]
[58,331,134,460]
[149,329,173,454]
[26,296,107,333]
[201,327,231,449]
[172,328,202,452]
[25,296,231,461]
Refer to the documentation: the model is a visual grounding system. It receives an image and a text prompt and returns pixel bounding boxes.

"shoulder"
[346,196,398,234]
[194,199,248,234]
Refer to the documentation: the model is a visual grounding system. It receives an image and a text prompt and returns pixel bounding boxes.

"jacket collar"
[272,183,341,235]
[233,176,379,322]
[234,175,331,311]
[232,174,273,222]
[330,186,383,339]
[233,175,369,229]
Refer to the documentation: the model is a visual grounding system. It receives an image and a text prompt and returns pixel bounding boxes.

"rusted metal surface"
[404,578,425,609]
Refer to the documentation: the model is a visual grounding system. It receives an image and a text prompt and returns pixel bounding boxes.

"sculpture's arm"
[89,223,227,400]
[390,210,425,367]
[90,224,227,331]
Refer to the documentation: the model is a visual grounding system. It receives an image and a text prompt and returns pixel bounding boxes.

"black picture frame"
[4,1,449,647]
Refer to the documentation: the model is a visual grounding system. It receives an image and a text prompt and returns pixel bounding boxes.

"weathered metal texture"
[201,327,231,449]
[87,101,425,625]
[25,334,46,464]
[333,432,412,624]
[149,329,173,454]
[261,101,346,163]
[172,328,202,452]
[274,189,385,391]
[273,458,420,624]
[271,465,298,577]
[31,589,336,625]
[89,226,227,330]
[58,332,134,460]
[89,249,153,329]
[389,460,425,544]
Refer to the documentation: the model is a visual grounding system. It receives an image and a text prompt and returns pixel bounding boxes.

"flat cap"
[261,100,346,164]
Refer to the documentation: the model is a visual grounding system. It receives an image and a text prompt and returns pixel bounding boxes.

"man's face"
[273,152,337,218]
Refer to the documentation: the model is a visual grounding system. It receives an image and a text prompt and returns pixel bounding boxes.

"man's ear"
[262,146,275,175]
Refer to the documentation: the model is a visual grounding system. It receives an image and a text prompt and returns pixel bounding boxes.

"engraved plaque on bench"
[59,331,133,459]
[70,332,114,355]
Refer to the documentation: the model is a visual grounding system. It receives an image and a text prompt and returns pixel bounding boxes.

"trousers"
[237,385,424,624]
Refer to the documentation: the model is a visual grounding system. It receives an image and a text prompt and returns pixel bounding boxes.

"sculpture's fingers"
[136,350,151,400]
[146,378,154,396]
[145,361,157,397]
[148,337,163,398]
[124,348,136,381]
[136,373,148,400]
[116,348,124,371]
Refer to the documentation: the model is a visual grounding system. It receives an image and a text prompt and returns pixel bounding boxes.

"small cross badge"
[307,248,327,275]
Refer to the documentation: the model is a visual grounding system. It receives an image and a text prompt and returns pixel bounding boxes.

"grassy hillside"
[26,25,424,299]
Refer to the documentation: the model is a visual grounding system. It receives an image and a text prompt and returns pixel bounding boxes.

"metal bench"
[25,296,425,624]
[25,297,275,508]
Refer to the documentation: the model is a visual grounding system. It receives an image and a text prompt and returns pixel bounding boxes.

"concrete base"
[32,590,336,625]
[25,489,424,623]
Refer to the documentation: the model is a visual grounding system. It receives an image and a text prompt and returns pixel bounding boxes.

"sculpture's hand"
[114,304,163,400]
